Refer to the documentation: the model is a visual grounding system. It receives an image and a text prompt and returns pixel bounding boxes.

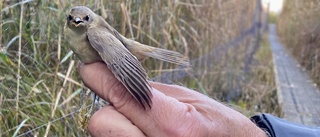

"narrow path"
[269,24,320,126]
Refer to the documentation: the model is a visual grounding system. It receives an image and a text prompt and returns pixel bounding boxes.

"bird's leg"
[89,92,99,115]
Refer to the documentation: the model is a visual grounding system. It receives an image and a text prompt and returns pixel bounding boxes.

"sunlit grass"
[0,0,278,136]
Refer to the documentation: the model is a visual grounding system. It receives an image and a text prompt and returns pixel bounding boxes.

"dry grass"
[0,0,278,136]
[277,0,320,86]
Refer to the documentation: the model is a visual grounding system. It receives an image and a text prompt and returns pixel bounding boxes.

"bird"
[64,6,189,109]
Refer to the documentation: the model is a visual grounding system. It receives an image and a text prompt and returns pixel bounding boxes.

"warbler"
[64,6,189,109]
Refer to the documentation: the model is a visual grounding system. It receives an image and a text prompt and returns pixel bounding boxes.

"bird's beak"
[73,17,83,27]
[75,17,81,23]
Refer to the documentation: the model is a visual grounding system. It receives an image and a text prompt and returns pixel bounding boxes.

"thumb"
[89,106,146,137]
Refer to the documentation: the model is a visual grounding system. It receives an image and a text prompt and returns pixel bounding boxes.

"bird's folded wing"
[86,27,152,109]
[102,21,190,66]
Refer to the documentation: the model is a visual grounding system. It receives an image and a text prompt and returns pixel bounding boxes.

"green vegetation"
[268,12,278,23]
[277,0,320,86]
[0,0,278,136]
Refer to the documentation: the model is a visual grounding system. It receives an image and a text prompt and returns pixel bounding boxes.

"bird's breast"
[66,28,102,63]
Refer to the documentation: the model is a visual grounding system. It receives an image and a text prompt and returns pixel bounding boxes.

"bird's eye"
[84,15,89,21]
[68,15,73,20]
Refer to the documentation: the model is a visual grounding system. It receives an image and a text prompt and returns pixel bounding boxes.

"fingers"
[150,82,210,102]
[88,106,146,137]
[78,62,208,108]
[79,62,208,136]
[79,62,135,109]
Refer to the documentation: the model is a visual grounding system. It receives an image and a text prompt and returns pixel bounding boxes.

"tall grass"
[277,0,320,86]
[0,0,278,136]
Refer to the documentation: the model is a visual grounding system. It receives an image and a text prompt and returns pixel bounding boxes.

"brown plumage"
[64,6,189,109]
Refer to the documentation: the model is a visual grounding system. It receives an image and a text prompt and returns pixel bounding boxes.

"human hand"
[79,62,267,137]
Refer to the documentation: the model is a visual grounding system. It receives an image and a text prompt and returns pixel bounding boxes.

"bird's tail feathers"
[142,46,190,67]
[120,35,190,67]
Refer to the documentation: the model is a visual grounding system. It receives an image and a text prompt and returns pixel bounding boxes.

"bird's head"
[66,6,95,29]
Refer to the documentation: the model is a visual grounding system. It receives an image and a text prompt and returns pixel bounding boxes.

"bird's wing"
[103,21,190,66]
[86,27,152,109]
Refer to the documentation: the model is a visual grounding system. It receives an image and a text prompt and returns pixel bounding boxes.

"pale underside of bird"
[64,6,190,109]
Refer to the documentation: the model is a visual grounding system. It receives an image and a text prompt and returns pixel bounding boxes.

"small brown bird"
[64,6,189,109]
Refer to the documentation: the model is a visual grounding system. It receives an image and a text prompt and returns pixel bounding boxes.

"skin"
[79,62,267,137]
[64,6,189,109]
